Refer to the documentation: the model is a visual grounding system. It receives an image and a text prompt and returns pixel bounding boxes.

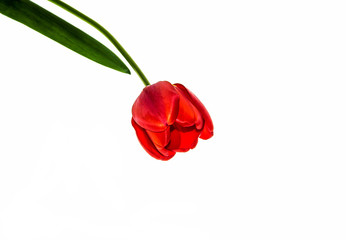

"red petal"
[146,127,177,157]
[132,118,175,161]
[166,125,200,152]
[174,84,214,139]
[174,86,203,129]
[146,127,171,148]
[132,81,180,132]
[156,146,176,158]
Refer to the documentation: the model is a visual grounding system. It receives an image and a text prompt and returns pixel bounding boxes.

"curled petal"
[146,127,176,157]
[167,125,201,152]
[146,127,171,148]
[174,86,203,129]
[156,146,176,158]
[131,118,175,160]
[174,84,214,139]
[132,81,180,132]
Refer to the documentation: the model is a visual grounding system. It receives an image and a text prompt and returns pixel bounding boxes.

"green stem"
[48,0,150,86]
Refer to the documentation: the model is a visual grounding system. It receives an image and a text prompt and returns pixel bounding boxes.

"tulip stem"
[48,0,151,86]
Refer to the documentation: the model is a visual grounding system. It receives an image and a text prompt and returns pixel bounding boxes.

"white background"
[1,0,346,239]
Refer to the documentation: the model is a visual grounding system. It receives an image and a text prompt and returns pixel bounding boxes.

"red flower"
[131,81,213,160]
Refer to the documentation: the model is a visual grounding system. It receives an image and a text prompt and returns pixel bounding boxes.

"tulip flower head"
[132,81,213,160]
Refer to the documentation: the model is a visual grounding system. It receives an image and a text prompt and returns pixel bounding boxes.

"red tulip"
[131,81,213,160]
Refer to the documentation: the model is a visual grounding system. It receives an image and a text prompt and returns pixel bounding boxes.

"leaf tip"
[124,68,131,74]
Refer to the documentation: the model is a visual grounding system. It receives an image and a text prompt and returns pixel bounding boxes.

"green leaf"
[0,0,130,74]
